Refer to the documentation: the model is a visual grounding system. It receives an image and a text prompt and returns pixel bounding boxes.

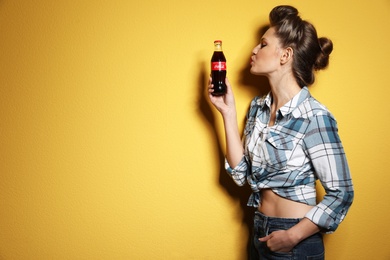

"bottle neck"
[214,42,222,51]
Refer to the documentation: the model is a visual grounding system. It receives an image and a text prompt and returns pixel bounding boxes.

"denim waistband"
[254,211,302,223]
[254,211,302,236]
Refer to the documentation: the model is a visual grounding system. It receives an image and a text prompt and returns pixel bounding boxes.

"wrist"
[287,218,320,244]
[222,108,237,121]
[287,228,304,245]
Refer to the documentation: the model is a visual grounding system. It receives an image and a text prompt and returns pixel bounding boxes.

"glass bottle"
[211,40,227,96]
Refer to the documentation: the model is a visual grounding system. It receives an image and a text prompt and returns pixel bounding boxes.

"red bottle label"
[211,62,226,71]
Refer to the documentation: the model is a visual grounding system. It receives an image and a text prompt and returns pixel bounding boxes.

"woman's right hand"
[208,77,236,117]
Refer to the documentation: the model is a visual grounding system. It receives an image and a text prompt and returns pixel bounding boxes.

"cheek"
[256,52,274,65]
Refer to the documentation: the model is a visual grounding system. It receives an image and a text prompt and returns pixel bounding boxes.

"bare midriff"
[259,189,314,218]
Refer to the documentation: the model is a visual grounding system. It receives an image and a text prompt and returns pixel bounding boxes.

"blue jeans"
[250,211,324,260]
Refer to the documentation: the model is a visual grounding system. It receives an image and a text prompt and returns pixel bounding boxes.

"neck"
[268,74,301,111]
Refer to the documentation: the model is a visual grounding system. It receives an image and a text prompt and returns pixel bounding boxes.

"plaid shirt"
[225,87,354,233]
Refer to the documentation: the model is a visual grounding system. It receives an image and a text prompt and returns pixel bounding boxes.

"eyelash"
[260,43,267,48]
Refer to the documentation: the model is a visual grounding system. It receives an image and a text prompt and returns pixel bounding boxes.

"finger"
[225,77,233,94]
[225,76,230,86]
[259,235,271,242]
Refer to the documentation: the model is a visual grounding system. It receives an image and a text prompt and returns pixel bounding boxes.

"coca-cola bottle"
[211,40,227,96]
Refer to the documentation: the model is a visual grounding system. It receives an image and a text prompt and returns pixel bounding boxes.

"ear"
[280,47,293,65]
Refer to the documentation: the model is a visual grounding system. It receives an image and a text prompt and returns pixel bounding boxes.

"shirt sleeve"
[303,112,354,233]
[225,156,249,186]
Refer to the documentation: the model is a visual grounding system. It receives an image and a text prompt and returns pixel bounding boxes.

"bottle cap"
[214,40,222,43]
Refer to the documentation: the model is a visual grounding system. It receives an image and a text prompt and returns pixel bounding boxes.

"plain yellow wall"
[1,0,389,259]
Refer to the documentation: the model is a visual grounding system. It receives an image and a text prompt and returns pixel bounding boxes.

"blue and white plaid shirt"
[225,87,354,233]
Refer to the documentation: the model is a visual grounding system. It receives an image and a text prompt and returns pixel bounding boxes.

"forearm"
[288,217,320,244]
[208,76,243,168]
[223,111,244,168]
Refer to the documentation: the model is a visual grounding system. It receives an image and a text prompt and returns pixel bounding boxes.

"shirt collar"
[264,87,311,117]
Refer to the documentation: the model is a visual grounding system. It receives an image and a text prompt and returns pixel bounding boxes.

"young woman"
[208,5,354,259]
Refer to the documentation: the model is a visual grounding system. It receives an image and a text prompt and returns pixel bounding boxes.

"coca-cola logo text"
[211,62,226,71]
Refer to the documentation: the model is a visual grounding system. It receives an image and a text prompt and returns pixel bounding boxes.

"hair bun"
[269,5,299,25]
[314,37,333,70]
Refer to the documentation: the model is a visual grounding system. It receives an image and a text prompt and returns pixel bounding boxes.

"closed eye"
[260,37,267,49]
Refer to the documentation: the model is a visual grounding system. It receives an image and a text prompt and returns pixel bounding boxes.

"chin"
[250,68,262,76]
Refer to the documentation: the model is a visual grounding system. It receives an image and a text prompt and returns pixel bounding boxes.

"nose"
[252,44,260,55]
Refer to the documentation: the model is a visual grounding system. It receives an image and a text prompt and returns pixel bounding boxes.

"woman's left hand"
[259,217,320,253]
[259,230,298,253]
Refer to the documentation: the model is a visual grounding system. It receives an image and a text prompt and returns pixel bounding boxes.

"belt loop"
[262,213,269,236]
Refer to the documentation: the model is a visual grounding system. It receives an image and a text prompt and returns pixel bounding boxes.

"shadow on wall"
[197,24,271,258]
[197,58,254,259]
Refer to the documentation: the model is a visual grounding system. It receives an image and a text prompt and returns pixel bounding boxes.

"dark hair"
[269,5,333,87]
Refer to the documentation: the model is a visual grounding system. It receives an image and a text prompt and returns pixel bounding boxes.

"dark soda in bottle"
[211,40,227,96]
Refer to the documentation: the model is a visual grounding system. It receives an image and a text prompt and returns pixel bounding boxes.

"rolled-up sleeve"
[303,113,354,233]
[225,156,250,186]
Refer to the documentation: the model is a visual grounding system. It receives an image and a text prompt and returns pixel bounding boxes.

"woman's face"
[250,27,283,76]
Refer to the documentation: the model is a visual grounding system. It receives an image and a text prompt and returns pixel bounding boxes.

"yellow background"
[1,0,389,259]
